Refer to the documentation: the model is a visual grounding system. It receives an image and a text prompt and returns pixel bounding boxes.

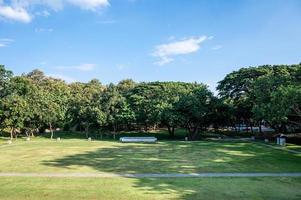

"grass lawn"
[0,177,301,200]
[0,137,300,173]
[283,143,301,152]
[1,136,301,199]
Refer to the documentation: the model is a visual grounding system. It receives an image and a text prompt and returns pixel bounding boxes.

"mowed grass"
[0,177,301,200]
[1,137,301,199]
[0,137,300,173]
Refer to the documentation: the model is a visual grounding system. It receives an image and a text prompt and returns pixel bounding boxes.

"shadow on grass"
[42,141,301,173]
[132,176,301,200]
[42,141,301,199]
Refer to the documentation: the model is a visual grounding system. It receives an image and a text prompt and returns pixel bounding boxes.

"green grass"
[258,140,301,153]
[0,137,300,173]
[0,177,300,200]
[284,143,301,152]
[1,136,301,199]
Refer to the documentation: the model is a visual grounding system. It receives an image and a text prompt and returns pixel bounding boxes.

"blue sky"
[0,0,301,91]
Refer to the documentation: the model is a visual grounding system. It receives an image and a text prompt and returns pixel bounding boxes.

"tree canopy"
[0,63,300,140]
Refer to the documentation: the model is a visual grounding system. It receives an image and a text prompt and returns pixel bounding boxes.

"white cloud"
[0,0,109,23]
[47,74,76,83]
[55,63,96,71]
[75,63,96,71]
[0,38,14,47]
[35,10,50,17]
[152,36,209,66]
[0,6,31,23]
[35,28,54,32]
[211,45,222,50]
[67,0,109,11]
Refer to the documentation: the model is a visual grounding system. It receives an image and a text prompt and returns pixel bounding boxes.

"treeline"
[0,64,300,140]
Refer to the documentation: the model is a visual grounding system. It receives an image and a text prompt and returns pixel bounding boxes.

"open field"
[1,137,301,199]
[0,177,301,200]
[1,137,301,174]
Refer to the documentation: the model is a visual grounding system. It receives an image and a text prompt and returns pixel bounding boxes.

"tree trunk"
[259,121,262,133]
[85,124,89,138]
[187,126,198,141]
[168,126,175,138]
[50,123,54,140]
[10,128,13,140]
[281,123,287,133]
[13,128,17,140]
[25,130,29,137]
[113,124,117,140]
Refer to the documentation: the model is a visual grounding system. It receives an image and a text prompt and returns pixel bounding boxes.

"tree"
[0,65,13,132]
[255,85,301,132]
[177,85,213,140]
[217,66,271,130]
[127,83,165,131]
[251,65,300,132]
[217,64,301,131]
[159,82,198,137]
[68,80,106,138]
[102,84,135,137]
[23,70,71,139]
[117,79,136,93]
[0,65,13,97]
[1,76,36,139]
[207,97,234,130]
[273,85,301,128]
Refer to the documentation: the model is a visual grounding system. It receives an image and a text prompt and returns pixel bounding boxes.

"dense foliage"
[0,64,300,140]
[217,64,301,132]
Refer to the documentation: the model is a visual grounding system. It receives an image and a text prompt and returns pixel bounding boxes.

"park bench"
[119,137,157,143]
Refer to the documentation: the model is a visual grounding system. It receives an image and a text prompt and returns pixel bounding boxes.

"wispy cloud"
[0,0,110,23]
[211,45,222,50]
[35,10,50,17]
[0,38,14,47]
[35,28,54,33]
[47,74,76,83]
[55,63,96,71]
[152,36,210,66]
[67,0,109,11]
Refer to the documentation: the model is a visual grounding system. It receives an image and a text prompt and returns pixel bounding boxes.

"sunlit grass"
[0,136,300,174]
[0,177,300,200]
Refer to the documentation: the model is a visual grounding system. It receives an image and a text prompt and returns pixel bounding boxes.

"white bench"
[119,137,157,143]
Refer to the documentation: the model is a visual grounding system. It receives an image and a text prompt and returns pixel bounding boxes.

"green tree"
[272,85,301,128]
[0,65,13,132]
[177,85,213,140]
[102,84,135,137]
[1,76,36,139]
[251,65,300,132]
[68,80,106,138]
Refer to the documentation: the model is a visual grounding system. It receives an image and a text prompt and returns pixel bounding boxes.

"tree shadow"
[42,141,301,173]
[42,141,301,199]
